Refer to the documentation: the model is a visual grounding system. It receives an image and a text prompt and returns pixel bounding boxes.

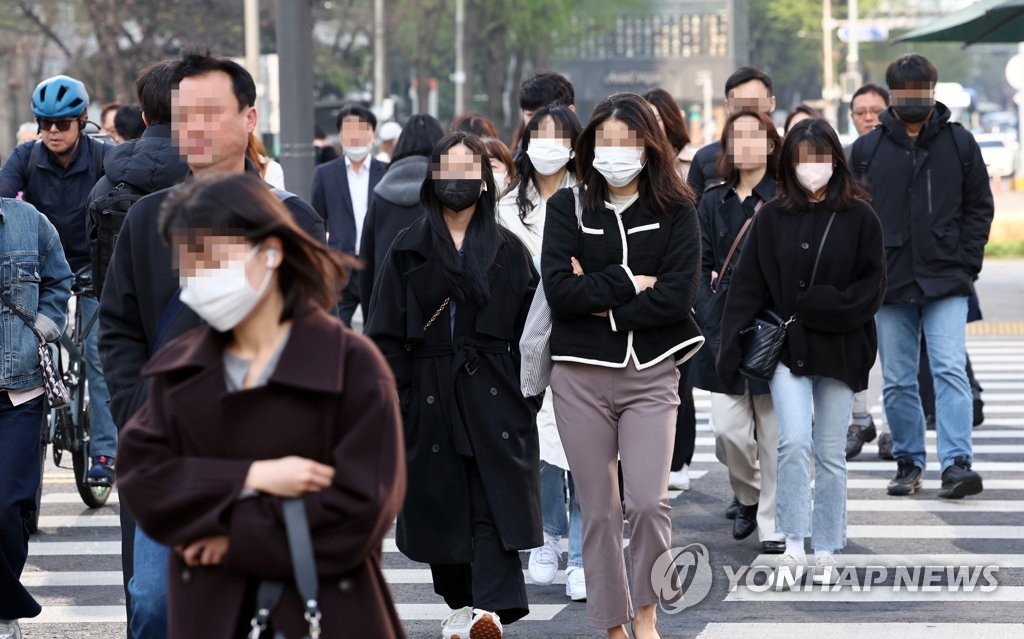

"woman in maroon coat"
[117,173,407,638]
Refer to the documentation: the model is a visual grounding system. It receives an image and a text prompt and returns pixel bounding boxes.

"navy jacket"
[310,157,387,255]
[686,140,725,205]
[850,103,994,304]
[0,136,111,272]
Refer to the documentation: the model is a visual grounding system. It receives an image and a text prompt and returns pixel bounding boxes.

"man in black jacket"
[851,54,993,500]
[687,67,775,204]
[98,50,325,639]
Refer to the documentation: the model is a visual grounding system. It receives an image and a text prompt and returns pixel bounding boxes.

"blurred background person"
[376,120,402,162]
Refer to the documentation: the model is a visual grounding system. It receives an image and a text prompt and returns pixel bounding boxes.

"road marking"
[847,525,1024,539]
[846,499,1024,512]
[691,455,1024,471]
[724,587,1024,603]
[847,478,1024,489]
[748,554,1024,568]
[41,493,119,504]
[36,515,120,528]
[697,623,1024,637]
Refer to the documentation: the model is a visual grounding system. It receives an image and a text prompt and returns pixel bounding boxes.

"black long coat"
[365,216,542,564]
[117,309,406,639]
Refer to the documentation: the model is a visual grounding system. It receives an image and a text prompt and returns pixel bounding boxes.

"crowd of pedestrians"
[0,46,994,639]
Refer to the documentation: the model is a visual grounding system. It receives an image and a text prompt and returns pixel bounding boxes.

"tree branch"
[17,1,75,59]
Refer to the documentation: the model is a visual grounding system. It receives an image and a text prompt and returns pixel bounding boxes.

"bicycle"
[27,268,112,534]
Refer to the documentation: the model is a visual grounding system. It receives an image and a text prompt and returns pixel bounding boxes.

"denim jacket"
[0,198,73,391]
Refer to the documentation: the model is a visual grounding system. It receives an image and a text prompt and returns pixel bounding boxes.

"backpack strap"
[90,138,106,180]
[946,123,974,177]
[23,141,43,198]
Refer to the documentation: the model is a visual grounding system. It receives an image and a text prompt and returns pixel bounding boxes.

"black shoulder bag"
[248,499,322,639]
[0,291,70,407]
[738,211,837,381]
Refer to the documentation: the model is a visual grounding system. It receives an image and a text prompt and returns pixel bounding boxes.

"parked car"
[974,133,1018,178]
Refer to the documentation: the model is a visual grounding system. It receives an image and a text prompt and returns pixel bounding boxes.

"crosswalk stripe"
[690,455,1024,471]
[41,493,119,504]
[749,554,1024,568]
[847,478,1024,489]
[36,516,121,528]
[21,606,126,624]
[697,623,1024,637]
[847,525,1024,539]
[397,603,567,621]
[846,499,1024,512]
[29,541,121,555]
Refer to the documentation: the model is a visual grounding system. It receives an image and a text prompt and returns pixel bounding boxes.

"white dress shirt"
[345,156,371,253]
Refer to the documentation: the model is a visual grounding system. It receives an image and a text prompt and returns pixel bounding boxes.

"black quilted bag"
[738,211,837,381]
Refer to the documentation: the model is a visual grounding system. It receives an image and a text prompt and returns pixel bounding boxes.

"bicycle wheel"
[27,412,48,535]
[73,407,111,509]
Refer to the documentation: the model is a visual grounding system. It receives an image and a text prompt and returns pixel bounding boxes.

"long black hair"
[575,92,694,215]
[776,118,869,212]
[391,114,444,163]
[507,105,581,225]
[419,132,506,303]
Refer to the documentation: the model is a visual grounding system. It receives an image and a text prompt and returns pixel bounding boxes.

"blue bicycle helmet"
[32,75,90,118]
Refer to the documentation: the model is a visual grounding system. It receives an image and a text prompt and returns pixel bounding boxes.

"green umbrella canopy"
[895,0,1024,45]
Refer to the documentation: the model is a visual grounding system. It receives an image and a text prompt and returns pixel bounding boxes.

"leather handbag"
[0,292,70,407]
[738,211,837,381]
[248,499,322,639]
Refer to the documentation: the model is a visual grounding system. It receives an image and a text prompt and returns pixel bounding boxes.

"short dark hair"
[114,104,146,140]
[784,104,820,134]
[335,104,377,131]
[851,84,890,109]
[519,71,575,111]
[576,92,695,215]
[135,60,175,125]
[885,54,938,90]
[314,124,327,140]
[391,114,445,163]
[776,118,868,212]
[159,173,358,321]
[642,88,691,153]
[717,111,781,183]
[451,112,499,138]
[171,48,257,111]
[725,67,774,98]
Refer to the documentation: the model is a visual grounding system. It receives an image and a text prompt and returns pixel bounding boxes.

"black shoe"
[725,496,741,520]
[877,432,894,460]
[761,540,786,554]
[938,456,983,499]
[887,456,924,496]
[845,419,877,460]
[732,503,758,540]
[973,397,985,428]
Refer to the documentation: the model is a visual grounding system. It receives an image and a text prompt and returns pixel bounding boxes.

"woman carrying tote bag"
[717,118,886,590]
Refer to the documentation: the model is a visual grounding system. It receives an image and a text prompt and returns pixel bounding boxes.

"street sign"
[837,24,889,42]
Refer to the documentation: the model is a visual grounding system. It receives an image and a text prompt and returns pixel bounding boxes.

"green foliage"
[985,240,1024,258]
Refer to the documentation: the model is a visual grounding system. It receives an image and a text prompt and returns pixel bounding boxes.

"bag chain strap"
[422,297,451,333]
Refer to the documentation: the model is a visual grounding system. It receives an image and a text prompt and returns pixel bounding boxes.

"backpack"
[23,138,105,201]
[852,121,975,180]
[89,181,144,298]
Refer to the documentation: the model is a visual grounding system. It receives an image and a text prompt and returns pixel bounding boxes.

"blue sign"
[837,25,889,42]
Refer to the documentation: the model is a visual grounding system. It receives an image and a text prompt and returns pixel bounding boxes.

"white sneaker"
[565,566,587,601]
[0,620,22,639]
[668,468,691,490]
[441,607,503,639]
[813,554,840,585]
[773,553,807,591]
[527,535,561,585]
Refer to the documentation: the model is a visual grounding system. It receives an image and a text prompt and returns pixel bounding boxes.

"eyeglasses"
[37,118,78,132]
[851,109,885,118]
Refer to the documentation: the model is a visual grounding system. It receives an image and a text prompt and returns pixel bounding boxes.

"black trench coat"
[365,216,542,564]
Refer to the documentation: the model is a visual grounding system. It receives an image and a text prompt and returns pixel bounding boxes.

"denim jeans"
[539,461,583,568]
[876,296,973,471]
[128,527,168,639]
[0,394,44,620]
[770,363,854,554]
[78,295,117,459]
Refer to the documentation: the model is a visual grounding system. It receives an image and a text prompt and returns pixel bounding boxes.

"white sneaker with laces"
[0,620,22,639]
[565,566,587,601]
[442,606,475,639]
[773,553,807,591]
[528,535,561,585]
[813,554,840,585]
[668,468,691,491]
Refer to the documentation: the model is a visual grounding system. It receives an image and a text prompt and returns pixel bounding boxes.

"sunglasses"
[37,118,79,132]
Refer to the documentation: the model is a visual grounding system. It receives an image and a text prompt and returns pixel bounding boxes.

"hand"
[176,535,229,567]
[592,310,609,317]
[570,257,585,276]
[634,275,658,292]
[244,456,335,497]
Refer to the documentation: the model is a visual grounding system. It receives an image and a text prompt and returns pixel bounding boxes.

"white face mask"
[593,146,645,187]
[179,244,274,333]
[795,162,833,194]
[344,145,370,162]
[527,138,572,176]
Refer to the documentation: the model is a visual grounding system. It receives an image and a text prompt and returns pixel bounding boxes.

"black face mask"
[434,179,481,212]
[892,100,933,124]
